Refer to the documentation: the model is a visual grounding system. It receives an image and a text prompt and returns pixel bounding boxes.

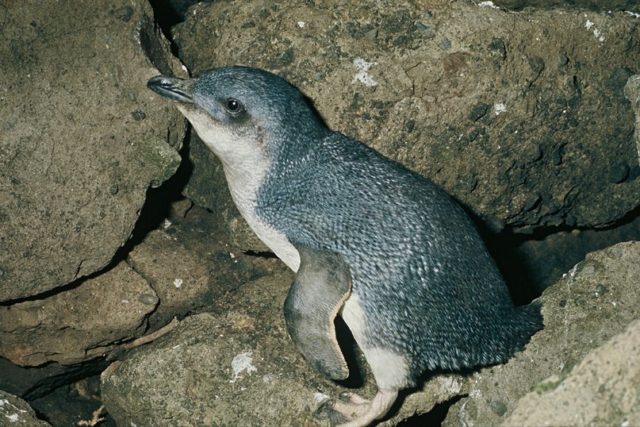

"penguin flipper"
[284,245,352,380]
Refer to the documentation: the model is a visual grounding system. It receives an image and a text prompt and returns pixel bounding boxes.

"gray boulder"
[173,1,640,236]
[0,0,186,301]
[503,318,640,426]
[0,390,50,426]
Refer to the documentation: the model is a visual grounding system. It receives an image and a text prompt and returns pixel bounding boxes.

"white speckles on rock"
[584,17,605,42]
[437,376,463,394]
[0,391,48,426]
[478,1,499,9]
[231,351,257,382]
[313,392,330,403]
[353,58,378,87]
[494,103,507,115]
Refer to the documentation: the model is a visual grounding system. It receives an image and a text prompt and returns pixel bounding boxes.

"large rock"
[0,263,157,366]
[0,0,186,302]
[443,241,640,426]
[125,205,272,329]
[0,390,50,426]
[173,1,640,236]
[503,318,640,426]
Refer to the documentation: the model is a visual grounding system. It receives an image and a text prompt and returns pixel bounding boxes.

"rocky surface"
[0,263,157,366]
[443,240,640,426]
[503,318,640,426]
[0,0,186,302]
[0,390,50,427]
[173,1,640,236]
[126,204,272,330]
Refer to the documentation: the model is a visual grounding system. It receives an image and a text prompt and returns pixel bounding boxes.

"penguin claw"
[338,392,369,405]
[332,397,371,422]
[332,389,399,427]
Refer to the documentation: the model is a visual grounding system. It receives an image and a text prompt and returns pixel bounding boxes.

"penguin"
[147,66,542,427]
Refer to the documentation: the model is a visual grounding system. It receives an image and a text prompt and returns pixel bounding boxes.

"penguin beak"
[147,75,194,104]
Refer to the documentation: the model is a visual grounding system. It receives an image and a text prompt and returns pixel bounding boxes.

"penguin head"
[148,66,325,170]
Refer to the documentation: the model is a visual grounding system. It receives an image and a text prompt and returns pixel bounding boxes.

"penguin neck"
[219,150,270,215]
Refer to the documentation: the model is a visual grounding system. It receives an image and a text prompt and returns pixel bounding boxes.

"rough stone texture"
[125,205,272,329]
[174,0,640,237]
[503,318,640,427]
[0,0,187,302]
[625,74,640,162]
[0,390,50,426]
[0,263,157,367]
[100,270,463,426]
[443,241,640,427]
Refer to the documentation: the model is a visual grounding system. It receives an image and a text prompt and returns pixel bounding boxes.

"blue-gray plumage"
[147,66,542,427]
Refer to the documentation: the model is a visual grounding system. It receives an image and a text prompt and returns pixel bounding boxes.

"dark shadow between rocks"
[396,393,466,427]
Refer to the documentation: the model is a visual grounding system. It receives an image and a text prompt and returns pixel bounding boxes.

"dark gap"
[122,129,194,250]
[148,0,193,58]
[491,0,639,13]
[333,315,366,389]
[243,250,278,259]
[396,394,466,427]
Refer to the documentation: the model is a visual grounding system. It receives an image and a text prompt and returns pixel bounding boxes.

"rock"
[503,318,640,426]
[173,1,640,236]
[0,390,50,426]
[443,241,640,426]
[0,0,187,302]
[0,356,108,401]
[125,206,271,329]
[100,270,463,426]
[0,263,157,366]
[625,74,640,166]
[514,212,640,291]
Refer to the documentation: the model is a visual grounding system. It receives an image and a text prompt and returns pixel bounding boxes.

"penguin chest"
[224,168,301,272]
[242,206,301,271]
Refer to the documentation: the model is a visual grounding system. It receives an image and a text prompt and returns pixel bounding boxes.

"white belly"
[240,207,301,272]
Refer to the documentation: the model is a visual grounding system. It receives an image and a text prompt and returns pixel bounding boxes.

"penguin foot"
[332,389,398,427]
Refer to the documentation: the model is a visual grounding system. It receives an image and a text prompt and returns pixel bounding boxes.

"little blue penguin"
[147,66,543,427]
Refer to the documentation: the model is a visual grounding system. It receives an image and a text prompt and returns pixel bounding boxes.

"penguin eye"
[224,98,244,115]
